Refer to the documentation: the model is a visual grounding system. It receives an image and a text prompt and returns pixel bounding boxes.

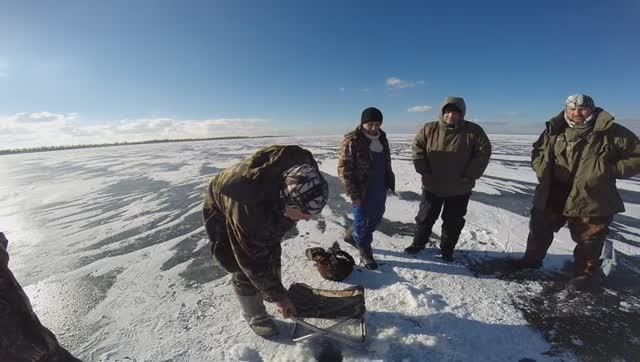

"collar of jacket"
[437,118,465,133]
[220,145,301,204]
[546,107,614,135]
[350,125,388,143]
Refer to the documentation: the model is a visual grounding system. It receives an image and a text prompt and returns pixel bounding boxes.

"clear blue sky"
[1,0,639,147]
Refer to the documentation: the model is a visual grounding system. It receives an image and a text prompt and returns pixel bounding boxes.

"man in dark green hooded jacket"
[202,145,329,337]
[405,97,492,261]
[514,94,640,290]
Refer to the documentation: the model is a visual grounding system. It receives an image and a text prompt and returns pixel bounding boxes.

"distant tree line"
[0,135,278,156]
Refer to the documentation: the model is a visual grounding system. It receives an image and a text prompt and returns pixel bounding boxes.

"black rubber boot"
[441,248,454,262]
[404,242,426,255]
[439,234,457,262]
[566,273,604,291]
[567,239,605,291]
[405,225,431,254]
[358,245,378,270]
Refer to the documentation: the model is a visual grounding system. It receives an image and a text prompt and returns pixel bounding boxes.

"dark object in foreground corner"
[0,232,82,361]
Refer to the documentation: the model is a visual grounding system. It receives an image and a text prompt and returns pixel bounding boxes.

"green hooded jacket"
[531,108,640,216]
[411,97,492,197]
[203,145,319,302]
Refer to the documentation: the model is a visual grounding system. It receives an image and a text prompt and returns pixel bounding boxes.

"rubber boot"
[514,222,555,270]
[358,244,378,270]
[343,226,356,248]
[567,239,604,291]
[405,225,431,255]
[441,248,454,262]
[236,294,278,337]
[567,272,604,291]
[439,234,457,262]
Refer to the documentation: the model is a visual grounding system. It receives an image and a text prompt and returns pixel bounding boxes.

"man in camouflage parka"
[405,97,492,261]
[514,94,640,290]
[338,107,395,269]
[0,232,80,361]
[203,145,328,337]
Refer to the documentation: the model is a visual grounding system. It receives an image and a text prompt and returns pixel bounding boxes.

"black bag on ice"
[305,242,355,282]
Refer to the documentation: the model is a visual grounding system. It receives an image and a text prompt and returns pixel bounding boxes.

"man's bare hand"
[275,296,296,319]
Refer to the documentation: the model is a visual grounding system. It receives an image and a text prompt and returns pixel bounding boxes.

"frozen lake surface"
[1,134,639,361]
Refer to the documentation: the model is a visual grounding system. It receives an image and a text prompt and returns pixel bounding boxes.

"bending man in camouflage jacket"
[0,232,80,361]
[202,145,328,337]
[337,107,395,270]
[513,94,640,290]
[405,97,492,261]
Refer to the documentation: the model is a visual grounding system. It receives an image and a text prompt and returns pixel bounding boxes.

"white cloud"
[408,105,433,113]
[0,112,275,149]
[0,72,7,77]
[386,77,423,89]
[13,111,78,123]
[339,87,345,92]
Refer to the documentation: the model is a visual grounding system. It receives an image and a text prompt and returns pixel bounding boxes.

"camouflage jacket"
[203,145,319,302]
[337,126,395,200]
[1,233,79,361]
[532,109,640,216]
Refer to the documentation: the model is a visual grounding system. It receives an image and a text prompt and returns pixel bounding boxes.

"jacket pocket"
[533,152,547,180]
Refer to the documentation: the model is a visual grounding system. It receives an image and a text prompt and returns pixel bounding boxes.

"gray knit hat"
[282,164,328,215]
[565,94,595,109]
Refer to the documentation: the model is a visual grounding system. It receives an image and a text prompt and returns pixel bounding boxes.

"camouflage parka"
[202,145,319,302]
[532,108,640,216]
[337,126,395,201]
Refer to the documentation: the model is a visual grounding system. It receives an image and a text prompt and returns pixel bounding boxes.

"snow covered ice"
[1,135,639,361]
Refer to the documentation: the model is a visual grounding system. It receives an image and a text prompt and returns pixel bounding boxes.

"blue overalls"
[352,150,387,247]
